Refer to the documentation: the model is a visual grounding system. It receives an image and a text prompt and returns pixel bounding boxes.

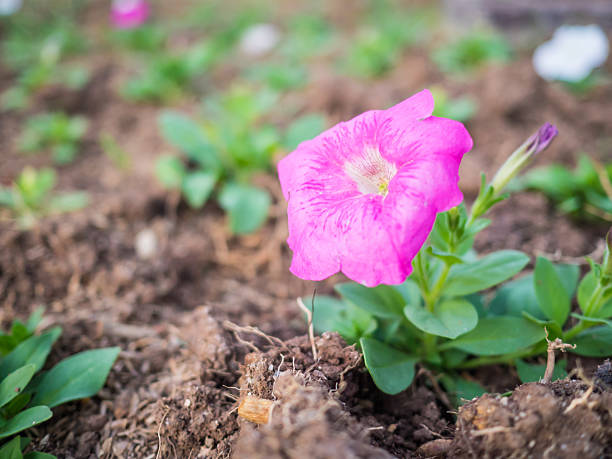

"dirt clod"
[452,380,612,458]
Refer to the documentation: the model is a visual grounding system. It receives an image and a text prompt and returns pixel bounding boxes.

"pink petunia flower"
[111,0,149,29]
[278,89,473,287]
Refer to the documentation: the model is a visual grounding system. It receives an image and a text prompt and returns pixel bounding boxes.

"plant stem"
[428,263,451,311]
[564,283,606,340]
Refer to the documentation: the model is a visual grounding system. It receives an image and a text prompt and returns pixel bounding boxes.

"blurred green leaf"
[181,171,217,208]
[217,183,270,234]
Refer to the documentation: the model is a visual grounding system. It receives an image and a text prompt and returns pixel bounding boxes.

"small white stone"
[239,23,280,57]
[184,398,191,408]
[0,0,22,15]
[533,24,609,83]
[135,228,158,259]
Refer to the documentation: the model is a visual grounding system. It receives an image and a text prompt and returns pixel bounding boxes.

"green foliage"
[121,10,257,103]
[244,62,308,91]
[0,167,88,229]
[0,3,89,111]
[19,113,88,164]
[432,30,512,75]
[309,170,612,397]
[514,155,612,222]
[345,6,433,78]
[156,86,326,234]
[431,87,477,122]
[0,309,119,457]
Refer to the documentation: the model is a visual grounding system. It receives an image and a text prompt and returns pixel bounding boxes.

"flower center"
[344,147,397,197]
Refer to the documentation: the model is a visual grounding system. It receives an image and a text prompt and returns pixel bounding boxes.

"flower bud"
[490,123,558,195]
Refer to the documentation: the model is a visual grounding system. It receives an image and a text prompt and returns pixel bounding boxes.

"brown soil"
[1,1,612,458]
[451,379,612,459]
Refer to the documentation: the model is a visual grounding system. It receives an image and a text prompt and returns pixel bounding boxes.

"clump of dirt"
[235,332,453,458]
[235,371,393,458]
[155,381,241,458]
[451,380,612,458]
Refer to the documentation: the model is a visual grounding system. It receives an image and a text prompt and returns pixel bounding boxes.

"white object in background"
[0,0,22,16]
[533,24,609,82]
[135,228,158,260]
[239,23,280,57]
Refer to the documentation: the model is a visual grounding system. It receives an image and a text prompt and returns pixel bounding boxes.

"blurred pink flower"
[111,0,149,29]
[278,90,473,287]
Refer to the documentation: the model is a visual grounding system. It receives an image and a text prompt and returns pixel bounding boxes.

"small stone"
[135,228,157,259]
[239,23,280,56]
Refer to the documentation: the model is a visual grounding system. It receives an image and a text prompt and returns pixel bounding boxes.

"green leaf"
[0,406,52,439]
[0,328,61,380]
[442,317,545,356]
[181,171,217,208]
[2,393,32,419]
[0,364,36,409]
[24,452,56,459]
[30,347,120,408]
[444,250,529,296]
[515,358,567,383]
[25,308,45,334]
[570,313,612,327]
[404,299,477,338]
[155,155,185,189]
[426,247,464,266]
[283,114,326,150]
[0,436,22,459]
[392,279,422,308]
[534,257,571,326]
[571,326,612,357]
[454,377,487,404]
[360,338,416,395]
[335,283,405,319]
[307,295,376,344]
[47,192,88,214]
[217,183,270,234]
[158,111,219,169]
[521,311,563,338]
[0,189,15,208]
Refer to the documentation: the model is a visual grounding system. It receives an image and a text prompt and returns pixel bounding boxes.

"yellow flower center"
[344,147,397,197]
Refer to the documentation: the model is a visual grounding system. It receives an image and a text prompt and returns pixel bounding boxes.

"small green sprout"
[0,308,119,459]
[156,85,325,234]
[432,30,512,75]
[19,112,88,165]
[0,167,88,228]
[514,155,612,222]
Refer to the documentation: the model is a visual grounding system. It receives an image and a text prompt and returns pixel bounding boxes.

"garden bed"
[1,1,611,457]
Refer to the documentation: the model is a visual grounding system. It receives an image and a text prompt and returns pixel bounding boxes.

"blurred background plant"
[18,112,88,164]
[432,29,512,75]
[514,155,612,222]
[156,85,326,234]
[0,167,88,228]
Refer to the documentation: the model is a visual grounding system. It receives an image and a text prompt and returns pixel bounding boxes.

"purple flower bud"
[490,122,558,194]
[527,123,558,156]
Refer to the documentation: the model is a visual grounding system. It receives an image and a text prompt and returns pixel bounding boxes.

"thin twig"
[541,328,576,384]
[222,320,286,351]
[563,385,594,414]
[297,297,318,361]
[156,407,170,459]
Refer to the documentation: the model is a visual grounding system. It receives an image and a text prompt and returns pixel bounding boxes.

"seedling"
[0,167,88,228]
[345,6,432,77]
[515,155,612,222]
[0,308,119,458]
[431,87,477,122]
[156,85,325,234]
[19,112,88,164]
[433,30,511,75]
